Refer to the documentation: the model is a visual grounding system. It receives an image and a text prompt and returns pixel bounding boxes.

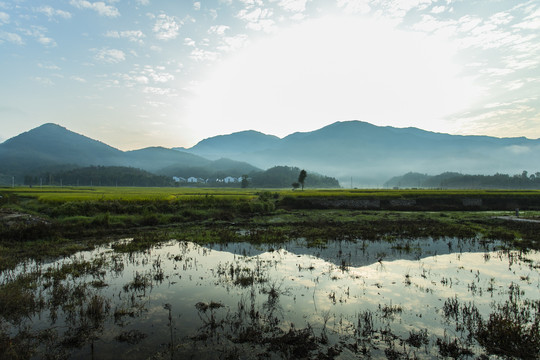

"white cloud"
[95,48,126,63]
[455,105,537,138]
[412,14,457,34]
[431,5,445,14]
[514,14,540,30]
[143,86,176,96]
[136,0,150,5]
[38,63,61,70]
[0,31,23,44]
[71,76,87,83]
[208,25,229,35]
[238,0,263,7]
[112,65,175,88]
[142,66,175,83]
[70,0,120,17]
[193,2,201,11]
[37,36,56,47]
[32,77,55,86]
[504,80,524,91]
[237,8,275,32]
[153,14,181,40]
[26,26,57,47]
[190,48,219,62]
[378,0,435,20]
[458,15,482,32]
[237,7,272,22]
[135,76,149,84]
[278,0,308,13]
[105,30,145,43]
[184,37,195,46]
[0,11,9,23]
[217,34,249,52]
[489,11,513,26]
[503,53,538,71]
[36,6,72,20]
[336,0,370,14]
[246,19,275,32]
[480,67,515,77]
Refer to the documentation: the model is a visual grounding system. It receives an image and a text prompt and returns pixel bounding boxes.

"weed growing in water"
[406,328,430,348]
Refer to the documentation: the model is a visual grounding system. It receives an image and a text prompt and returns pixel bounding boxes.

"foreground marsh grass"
[1,186,540,358]
[1,186,540,271]
[1,239,538,359]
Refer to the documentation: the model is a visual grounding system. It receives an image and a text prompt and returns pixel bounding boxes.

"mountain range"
[0,123,259,182]
[1,121,539,187]
[179,121,540,186]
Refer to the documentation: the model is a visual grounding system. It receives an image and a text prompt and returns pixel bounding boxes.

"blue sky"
[1,0,539,149]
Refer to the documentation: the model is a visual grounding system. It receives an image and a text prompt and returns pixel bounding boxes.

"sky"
[0,0,539,150]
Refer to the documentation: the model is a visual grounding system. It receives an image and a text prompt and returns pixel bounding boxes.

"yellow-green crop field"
[0,186,261,202]
[3,185,540,203]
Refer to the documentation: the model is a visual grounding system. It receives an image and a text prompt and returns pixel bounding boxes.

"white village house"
[176,175,242,184]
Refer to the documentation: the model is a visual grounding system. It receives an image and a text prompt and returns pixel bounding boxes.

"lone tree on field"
[298,169,307,190]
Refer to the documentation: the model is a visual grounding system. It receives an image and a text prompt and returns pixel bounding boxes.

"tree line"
[19,165,340,188]
[385,171,540,189]
[23,166,174,187]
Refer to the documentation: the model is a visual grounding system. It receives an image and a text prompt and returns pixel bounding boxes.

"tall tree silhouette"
[298,169,307,190]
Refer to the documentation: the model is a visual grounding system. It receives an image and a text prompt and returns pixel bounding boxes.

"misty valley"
[2,122,540,189]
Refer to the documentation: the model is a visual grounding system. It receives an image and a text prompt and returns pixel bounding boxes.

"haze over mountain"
[174,130,281,160]
[180,121,540,186]
[0,123,257,179]
[1,121,539,187]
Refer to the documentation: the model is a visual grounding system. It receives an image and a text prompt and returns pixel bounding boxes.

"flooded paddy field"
[1,236,538,359]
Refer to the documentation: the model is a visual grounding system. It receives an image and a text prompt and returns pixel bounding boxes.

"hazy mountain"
[174,130,281,160]
[4,121,540,187]
[385,172,462,188]
[0,123,124,174]
[182,121,540,186]
[124,147,210,172]
[0,124,257,181]
[157,158,260,179]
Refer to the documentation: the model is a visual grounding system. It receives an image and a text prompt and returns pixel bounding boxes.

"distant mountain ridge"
[174,130,281,160]
[0,123,260,180]
[180,121,540,186]
[2,121,539,187]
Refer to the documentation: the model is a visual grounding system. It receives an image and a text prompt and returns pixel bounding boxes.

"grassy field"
[4,186,540,201]
[1,186,539,358]
[1,186,540,270]
[1,186,260,202]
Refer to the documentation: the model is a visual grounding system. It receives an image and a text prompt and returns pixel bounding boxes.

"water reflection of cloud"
[9,239,539,359]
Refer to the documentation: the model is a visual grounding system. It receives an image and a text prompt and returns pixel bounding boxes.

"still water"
[2,237,539,359]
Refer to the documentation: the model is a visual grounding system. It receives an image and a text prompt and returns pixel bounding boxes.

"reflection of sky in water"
[4,238,538,359]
